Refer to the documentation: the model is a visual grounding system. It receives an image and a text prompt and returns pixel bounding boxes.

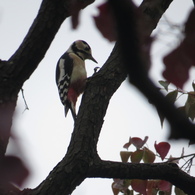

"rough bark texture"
[88,161,195,195]
[1,0,195,195]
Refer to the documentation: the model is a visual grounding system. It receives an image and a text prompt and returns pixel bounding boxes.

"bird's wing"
[56,52,73,105]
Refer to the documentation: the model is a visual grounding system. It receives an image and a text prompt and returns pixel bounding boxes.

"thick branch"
[88,161,195,195]
[139,0,174,37]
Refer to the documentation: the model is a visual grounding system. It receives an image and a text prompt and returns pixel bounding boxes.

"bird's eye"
[84,47,90,51]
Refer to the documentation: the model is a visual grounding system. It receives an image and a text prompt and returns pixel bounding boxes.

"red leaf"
[93,2,117,41]
[163,47,191,89]
[163,9,195,88]
[71,11,80,29]
[131,179,147,195]
[69,0,85,29]
[130,136,148,149]
[158,180,172,192]
[147,180,158,194]
[154,141,170,160]
[0,156,29,186]
[123,141,131,150]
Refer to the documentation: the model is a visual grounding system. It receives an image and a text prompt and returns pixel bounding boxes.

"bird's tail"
[64,102,77,121]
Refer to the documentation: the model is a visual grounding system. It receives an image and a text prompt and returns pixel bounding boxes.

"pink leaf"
[93,2,117,41]
[123,143,131,150]
[130,136,148,149]
[69,0,86,29]
[123,137,132,149]
[154,141,170,160]
[163,46,191,89]
[158,180,172,192]
[112,179,124,190]
[71,11,80,29]
[111,182,120,195]
[163,9,195,88]
[147,180,158,194]
[131,179,147,195]
[112,179,130,193]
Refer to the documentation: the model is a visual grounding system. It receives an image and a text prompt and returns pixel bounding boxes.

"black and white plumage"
[56,40,97,121]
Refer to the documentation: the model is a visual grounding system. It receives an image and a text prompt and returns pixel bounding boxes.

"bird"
[56,40,97,121]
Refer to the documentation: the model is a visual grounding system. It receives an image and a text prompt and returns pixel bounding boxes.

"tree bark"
[1,0,195,195]
[88,161,195,195]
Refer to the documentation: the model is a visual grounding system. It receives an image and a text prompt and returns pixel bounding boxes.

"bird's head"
[70,40,97,63]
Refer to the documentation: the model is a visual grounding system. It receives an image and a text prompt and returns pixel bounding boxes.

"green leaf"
[120,151,132,163]
[156,90,178,127]
[165,90,178,103]
[130,150,144,163]
[143,147,155,163]
[159,80,170,91]
[185,91,195,120]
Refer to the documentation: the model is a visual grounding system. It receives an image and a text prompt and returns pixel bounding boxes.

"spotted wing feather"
[56,52,73,106]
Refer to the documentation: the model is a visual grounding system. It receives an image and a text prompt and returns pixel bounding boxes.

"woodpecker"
[56,40,97,121]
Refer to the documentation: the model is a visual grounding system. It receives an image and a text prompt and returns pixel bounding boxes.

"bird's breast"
[70,57,87,83]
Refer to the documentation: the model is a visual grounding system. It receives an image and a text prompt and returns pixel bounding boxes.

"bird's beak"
[89,55,98,63]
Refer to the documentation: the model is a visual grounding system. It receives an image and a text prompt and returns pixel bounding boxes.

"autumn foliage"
[163,9,195,89]
[113,137,186,195]
[93,2,195,195]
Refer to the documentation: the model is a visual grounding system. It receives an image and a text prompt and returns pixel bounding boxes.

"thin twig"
[21,88,29,112]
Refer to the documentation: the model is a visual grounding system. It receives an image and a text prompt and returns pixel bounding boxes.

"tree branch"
[139,0,174,37]
[88,160,195,195]
[110,0,195,141]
